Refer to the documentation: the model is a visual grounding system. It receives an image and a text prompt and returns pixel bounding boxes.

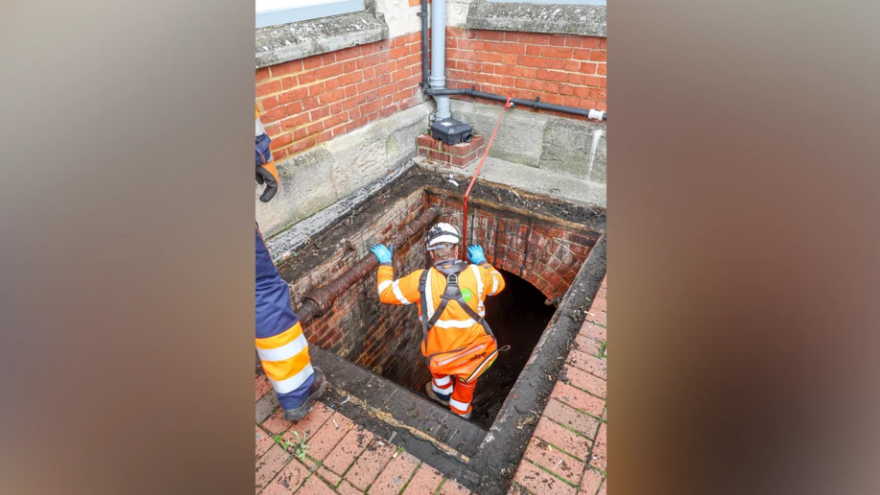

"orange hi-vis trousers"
[431,372,476,417]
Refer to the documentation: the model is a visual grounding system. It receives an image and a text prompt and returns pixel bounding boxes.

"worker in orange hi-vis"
[370,223,506,419]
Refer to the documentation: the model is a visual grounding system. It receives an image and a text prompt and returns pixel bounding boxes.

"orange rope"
[462,97,514,260]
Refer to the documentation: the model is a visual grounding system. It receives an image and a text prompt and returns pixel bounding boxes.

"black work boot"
[283,367,328,421]
[425,382,450,406]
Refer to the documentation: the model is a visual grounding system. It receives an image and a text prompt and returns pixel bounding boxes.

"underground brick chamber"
[270,166,606,489]
[277,166,602,417]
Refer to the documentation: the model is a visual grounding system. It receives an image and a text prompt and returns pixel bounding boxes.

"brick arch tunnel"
[425,195,599,425]
[427,194,597,303]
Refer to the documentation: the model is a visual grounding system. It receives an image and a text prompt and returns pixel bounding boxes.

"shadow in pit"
[433,268,557,430]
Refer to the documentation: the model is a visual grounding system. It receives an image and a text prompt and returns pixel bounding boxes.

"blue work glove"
[370,244,393,264]
[467,245,488,265]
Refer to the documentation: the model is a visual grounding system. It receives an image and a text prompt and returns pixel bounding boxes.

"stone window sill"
[465,2,606,37]
[256,11,389,69]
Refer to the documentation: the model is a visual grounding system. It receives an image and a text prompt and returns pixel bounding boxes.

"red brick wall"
[255,32,429,162]
[445,27,607,115]
[427,194,597,302]
[289,189,434,391]
[256,27,606,162]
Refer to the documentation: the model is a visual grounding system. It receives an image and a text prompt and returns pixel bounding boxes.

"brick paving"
[254,383,474,495]
[507,275,607,495]
[255,276,606,494]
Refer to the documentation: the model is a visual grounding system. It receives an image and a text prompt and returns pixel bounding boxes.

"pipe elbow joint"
[588,109,607,121]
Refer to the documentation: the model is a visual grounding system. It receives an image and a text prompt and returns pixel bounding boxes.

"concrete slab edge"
[266,160,416,263]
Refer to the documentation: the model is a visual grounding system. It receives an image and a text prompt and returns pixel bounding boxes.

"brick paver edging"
[508,275,607,495]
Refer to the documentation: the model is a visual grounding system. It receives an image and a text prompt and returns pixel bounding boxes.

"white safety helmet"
[425,222,461,250]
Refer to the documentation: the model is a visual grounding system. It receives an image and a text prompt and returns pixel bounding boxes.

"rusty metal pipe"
[294,207,441,325]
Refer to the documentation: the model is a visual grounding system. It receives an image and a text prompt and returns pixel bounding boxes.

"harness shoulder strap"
[421,264,497,340]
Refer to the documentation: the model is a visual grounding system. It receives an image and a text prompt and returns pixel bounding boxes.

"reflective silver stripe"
[433,318,477,329]
[256,117,265,137]
[256,333,309,362]
[433,375,451,386]
[468,352,495,381]
[433,382,453,395]
[437,343,486,366]
[268,363,314,394]
[425,269,435,320]
[449,397,470,413]
[392,280,411,305]
[491,272,500,294]
[378,280,392,296]
[470,264,484,314]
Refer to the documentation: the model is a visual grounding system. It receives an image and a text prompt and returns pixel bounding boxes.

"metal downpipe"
[429,0,450,120]
[419,0,429,88]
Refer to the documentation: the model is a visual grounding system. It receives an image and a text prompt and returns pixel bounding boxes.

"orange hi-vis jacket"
[377,262,506,357]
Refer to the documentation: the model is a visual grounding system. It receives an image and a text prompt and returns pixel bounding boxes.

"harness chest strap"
[418,265,501,359]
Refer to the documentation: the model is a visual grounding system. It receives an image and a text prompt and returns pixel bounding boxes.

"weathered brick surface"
[439,478,472,495]
[335,480,364,495]
[256,426,275,460]
[578,468,604,495]
[262,408,295,435]
[513,461,577,495]
[590,423,607,470]
[578,321,606,344]
[544,399,600,439]
[322,426,374,476]
[255,445,291,492]
[256,375,272,401]
[523,437,585,485]
[426,195,595,301]
[566,349,607,380]
[307,413,354,461]
[343,439,396,490]
[296,474,337,494]
[262,459,310,495]
[561,364,606,399]
[403,464,445,494]
[368,451,421,495]
[533,416,593,461]
[256,34,430,161]
[585,308,607,327]
[574,334,602,356]
[317,466,342,486]
[550,381,605,417]
[289,192,433,394]
[418,134,488,168]
[283,402,334,448]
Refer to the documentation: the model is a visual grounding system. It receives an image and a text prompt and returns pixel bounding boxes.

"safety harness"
[418,260,509,382]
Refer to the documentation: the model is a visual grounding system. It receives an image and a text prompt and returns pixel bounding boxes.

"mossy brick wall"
[288,189,433,392]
